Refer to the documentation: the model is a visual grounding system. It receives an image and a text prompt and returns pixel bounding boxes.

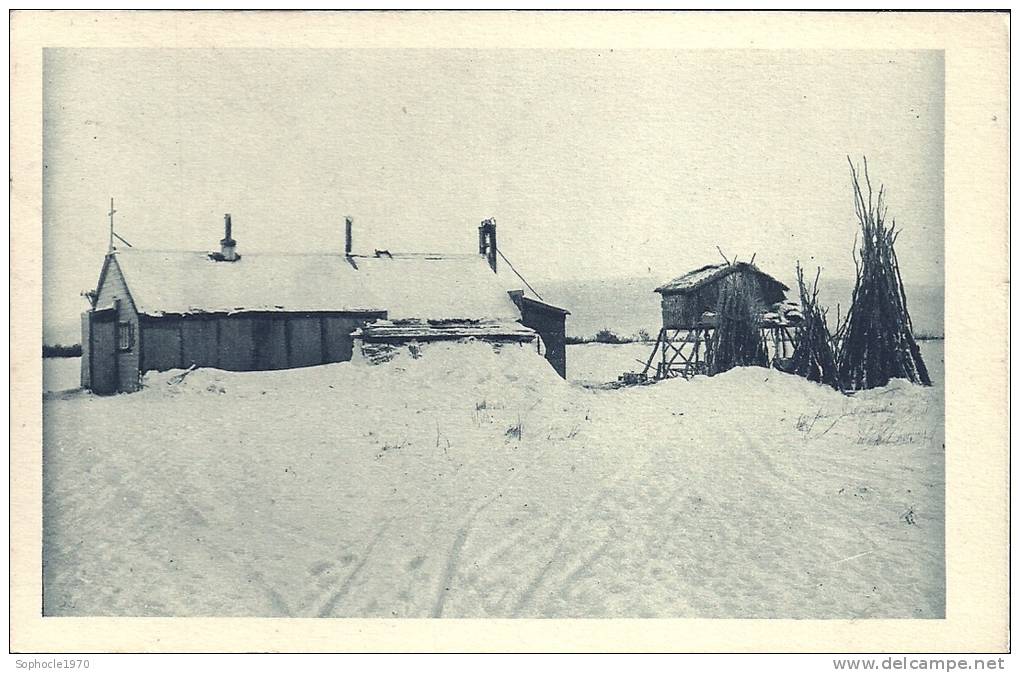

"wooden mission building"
[81,217,568,394]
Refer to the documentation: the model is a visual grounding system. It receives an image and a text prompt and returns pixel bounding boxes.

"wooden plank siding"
[287,317,324,368]
[79,312,91,389]
[131,311,386,378]
[181,319,219,368]
[142,318,183,372]
[88,309,118,395]
[216,316,257,371]
[253,318,289,370]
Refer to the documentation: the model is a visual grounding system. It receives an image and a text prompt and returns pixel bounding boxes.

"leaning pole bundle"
[836,157,931,389]
[708,272,768,375]
[789,262,841,389]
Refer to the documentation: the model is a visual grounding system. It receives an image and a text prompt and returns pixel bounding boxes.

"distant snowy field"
[43,341,944,618]
[43,357,81,393]
[568,340,945,386]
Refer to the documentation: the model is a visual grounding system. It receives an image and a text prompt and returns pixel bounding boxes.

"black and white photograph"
[11,8,1009,656]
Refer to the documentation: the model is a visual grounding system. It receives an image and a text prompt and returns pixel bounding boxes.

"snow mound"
[694,365,847,407]
[365,340,565,388]
[621,365,848,413]
[140,339,566,403]
[140,362,357,398]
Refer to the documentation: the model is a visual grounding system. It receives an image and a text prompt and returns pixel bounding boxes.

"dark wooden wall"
[79,312,91,389]
[139,311,386,375]
[84,308,118,394]
[517,299,567,378]
[94,257,142,392]
[660,270,787,329]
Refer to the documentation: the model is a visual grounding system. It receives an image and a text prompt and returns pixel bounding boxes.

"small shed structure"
[641,260,799,381]
[655,261,790,329]
[81,217,569,393]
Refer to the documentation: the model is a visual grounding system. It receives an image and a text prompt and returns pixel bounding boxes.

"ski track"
[431,499,493,618]
[316,522,390,618]
[510,495,597,617]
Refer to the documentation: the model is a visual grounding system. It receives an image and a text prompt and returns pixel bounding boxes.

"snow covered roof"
[110,249,524,321]
[357,254,524,321]
[654,262,789,295]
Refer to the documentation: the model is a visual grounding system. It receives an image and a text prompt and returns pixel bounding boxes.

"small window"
[117,321,134,352]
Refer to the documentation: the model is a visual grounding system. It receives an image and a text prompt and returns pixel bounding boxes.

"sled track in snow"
[316,522,391,618]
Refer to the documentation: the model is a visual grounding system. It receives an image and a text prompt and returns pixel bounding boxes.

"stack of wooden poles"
[835,157,931,390]
[787,263,841,389]
[708,273,768,375]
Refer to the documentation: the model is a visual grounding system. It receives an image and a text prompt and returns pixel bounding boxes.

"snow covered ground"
[43,357,81,394]
[568,342,657,385]
[42,341,944,618]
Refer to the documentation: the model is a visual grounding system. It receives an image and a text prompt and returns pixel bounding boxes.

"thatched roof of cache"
[654,262,789,295]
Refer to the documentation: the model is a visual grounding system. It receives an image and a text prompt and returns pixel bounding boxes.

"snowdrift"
[43,340,944,618]
[143,340,564,397]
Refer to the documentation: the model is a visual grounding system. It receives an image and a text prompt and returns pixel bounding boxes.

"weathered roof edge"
[654,262,790,295]
[507,289,570,316]
[353,319,538,342]
[519,294,571,316]
[94,252,142,315]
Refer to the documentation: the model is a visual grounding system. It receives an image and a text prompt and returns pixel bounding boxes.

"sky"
[43,48,944,341]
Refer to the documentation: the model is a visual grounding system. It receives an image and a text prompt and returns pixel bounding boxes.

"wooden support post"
[642,328,665,376]
[783,326,799,352]
[692,328,704,376]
